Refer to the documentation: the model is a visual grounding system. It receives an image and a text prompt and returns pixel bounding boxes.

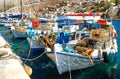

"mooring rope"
[23,38,32,63]
[20,51,46,61]
[68,52,72,79]
[19,38,46,62]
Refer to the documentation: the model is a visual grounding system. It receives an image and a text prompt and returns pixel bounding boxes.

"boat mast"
[20,0,23,19]
[4,0,6,16]
[14,0,18,13]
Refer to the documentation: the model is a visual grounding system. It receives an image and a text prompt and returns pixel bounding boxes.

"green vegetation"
[47,7,56,11]
[110,0,116,4]
[92,1,111,12]
[110,0,119,5]
[59,1,67,7]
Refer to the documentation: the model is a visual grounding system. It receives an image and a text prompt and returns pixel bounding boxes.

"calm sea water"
[0,20,120,79]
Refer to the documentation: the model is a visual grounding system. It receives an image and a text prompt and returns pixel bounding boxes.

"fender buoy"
[24,65,32,76]
[114,32,118,38]
[102,51,109,63]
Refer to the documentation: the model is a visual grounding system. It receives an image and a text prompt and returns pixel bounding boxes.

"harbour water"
[0,20,120,79]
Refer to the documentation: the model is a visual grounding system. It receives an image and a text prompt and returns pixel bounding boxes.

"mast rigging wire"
[29,0,38,18]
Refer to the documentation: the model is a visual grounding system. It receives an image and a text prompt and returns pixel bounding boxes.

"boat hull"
[27,37,44,52]
[12,30,28,38]
[46,52,100,74]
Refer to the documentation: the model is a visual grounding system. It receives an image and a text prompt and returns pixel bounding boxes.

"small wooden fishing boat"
[45,20,118,74]
[27,20,53,52]
[10,18,34,39]
[11,26,28,38]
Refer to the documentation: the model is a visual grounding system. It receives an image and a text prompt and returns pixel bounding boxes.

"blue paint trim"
[56,52,99,59]
[31,48,44,52]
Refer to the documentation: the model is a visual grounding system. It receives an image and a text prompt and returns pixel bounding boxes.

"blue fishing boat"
[27,36,44,52]
[27,27,45,52]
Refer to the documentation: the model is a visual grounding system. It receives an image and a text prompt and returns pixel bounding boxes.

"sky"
[0,0,4,2]
[0,0,7,4]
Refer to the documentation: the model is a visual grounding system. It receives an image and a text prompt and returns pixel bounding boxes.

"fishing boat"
[27,24,53,52]
[11,25,28,39]
[10,15,32,39]
[27,35,45,52]
[10,0,31,39]
[0,17,8,26]
[27,18,58,52]
[4,13,22,29]
[45,19,118,74]
[10,13,31,39]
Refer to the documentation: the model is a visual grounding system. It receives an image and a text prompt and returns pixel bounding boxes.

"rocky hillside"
[0,0,14,12]
[0,0,120,19]
[0,0,62,17]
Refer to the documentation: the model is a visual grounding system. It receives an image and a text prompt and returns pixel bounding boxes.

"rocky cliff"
[0,0,120,19]
[0,0,62,18]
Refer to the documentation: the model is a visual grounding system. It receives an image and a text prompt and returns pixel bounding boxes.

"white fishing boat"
[4,14,22,29]
[10,14,31,39]
[0,18,7,26]
[4,22,12,29]
[11,26,28,38]
[45,20,118,74]
[10,17,32,39]
[9,0,31,39]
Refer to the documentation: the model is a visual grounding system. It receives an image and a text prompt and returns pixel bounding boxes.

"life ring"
[102,51,109,63]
